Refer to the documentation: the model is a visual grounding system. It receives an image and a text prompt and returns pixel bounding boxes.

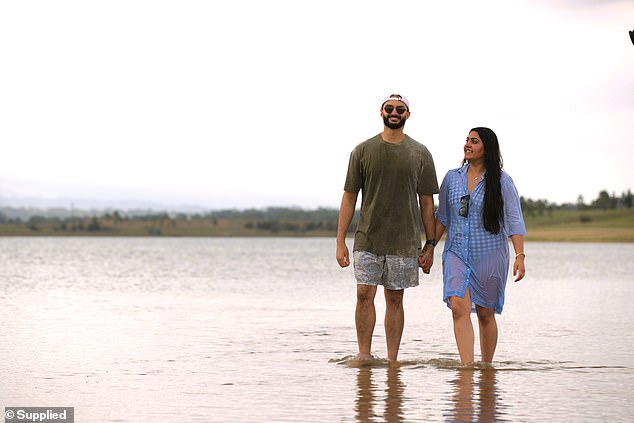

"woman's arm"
[510,234,525,282]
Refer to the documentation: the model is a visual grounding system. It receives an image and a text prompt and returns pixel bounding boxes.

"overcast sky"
[1,0,633,210]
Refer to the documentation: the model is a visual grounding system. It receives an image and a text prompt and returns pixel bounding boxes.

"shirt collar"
[459,163,487,178]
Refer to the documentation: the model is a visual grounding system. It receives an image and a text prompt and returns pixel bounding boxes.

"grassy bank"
[1,208,633,242]
[522,208,634,242]
[0,217,335,238]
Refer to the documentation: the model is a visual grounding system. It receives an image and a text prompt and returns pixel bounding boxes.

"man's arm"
[336,191,358,268]
[418,194,436,273]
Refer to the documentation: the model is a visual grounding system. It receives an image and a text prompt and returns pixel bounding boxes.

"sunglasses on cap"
[383,105,408,114]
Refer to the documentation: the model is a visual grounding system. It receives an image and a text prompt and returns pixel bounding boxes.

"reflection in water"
[355,367,375,422]
[385,365,404,422]
[478,369,497,422]
[355,364,404,423]
[448,367,500,422]
[451,368,475,422]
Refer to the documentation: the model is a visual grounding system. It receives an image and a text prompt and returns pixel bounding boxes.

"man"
[336,93,439,362]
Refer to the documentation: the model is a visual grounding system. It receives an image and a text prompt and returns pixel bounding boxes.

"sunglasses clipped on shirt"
[383,105,408,115]
[459,194,470,217]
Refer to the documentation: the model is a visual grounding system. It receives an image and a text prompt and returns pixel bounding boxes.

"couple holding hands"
[336,94,526,366]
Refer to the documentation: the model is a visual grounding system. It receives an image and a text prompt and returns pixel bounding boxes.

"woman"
[433,127,526,365]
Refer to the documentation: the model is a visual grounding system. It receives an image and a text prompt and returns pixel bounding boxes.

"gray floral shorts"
[353,250,419,290]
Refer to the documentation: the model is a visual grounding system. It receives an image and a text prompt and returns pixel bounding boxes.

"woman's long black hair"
[462,127,504,234]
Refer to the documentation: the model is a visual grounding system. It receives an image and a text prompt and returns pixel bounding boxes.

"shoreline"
[2,208,633,242]
[1,229,633,242]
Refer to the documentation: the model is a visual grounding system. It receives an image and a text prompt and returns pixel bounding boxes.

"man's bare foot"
[347,353,383,368]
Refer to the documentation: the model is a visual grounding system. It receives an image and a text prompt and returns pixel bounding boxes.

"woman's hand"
[513,255,525,282]
[418,245,434,274]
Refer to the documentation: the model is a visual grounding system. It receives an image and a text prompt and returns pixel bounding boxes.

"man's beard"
[383,115,405,130]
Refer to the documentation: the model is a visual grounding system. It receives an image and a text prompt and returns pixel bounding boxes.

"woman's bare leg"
[449,288,474,365]
[476,305,498,363]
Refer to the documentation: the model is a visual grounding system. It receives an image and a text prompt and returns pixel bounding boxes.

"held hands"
[418,244,434,274]
[338,242,437,272]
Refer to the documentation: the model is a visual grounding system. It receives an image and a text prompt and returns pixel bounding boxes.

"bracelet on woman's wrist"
[515,252,526,259]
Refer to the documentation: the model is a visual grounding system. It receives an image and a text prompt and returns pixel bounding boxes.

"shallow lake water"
[1,237,633,422]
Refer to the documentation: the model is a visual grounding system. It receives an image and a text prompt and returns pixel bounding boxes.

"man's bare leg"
[384,288,404,361]
[356,284,378,359]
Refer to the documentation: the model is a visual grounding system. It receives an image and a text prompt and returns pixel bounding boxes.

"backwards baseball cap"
[382,93,409,110]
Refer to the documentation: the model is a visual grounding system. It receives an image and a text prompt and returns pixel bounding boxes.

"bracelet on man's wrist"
[515,252,526,259]
[425,239,437,247]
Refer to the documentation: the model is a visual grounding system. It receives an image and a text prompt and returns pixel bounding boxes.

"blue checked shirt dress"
[436,165,526,314]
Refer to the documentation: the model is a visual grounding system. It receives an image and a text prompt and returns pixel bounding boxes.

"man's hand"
[336,242,351,268]
[418,244,434,274]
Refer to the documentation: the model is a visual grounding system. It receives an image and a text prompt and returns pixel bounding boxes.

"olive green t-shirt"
[344,134,439,257]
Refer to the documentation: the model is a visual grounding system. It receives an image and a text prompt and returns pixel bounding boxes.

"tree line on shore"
[0,189,631,235]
